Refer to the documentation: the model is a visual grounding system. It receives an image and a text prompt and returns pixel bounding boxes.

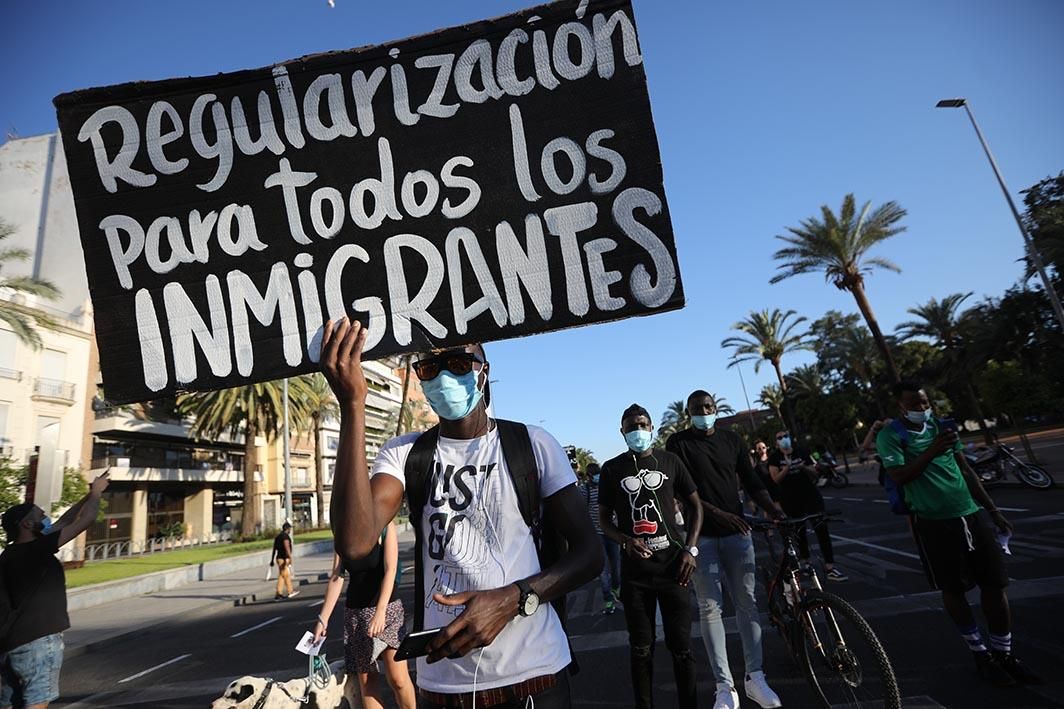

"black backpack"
[402,420,575,667]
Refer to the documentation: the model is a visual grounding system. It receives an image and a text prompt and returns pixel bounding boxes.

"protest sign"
[54,0,684,403]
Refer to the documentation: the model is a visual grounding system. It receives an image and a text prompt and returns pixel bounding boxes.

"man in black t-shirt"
[1,473,109,709]
[666,390,783,709]
[766,430,846,582]
[600,404,702,709]
[270,522,299,600]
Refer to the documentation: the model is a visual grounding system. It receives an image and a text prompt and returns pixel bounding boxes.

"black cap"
[2,502,35,542]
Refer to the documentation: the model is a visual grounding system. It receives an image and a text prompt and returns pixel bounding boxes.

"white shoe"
[713,685,740,709]
[288,590,300,598]
[744,671,783,708]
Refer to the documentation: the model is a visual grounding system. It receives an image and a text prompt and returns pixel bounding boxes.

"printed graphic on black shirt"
[424,460,507,619]
[621,468,670,552]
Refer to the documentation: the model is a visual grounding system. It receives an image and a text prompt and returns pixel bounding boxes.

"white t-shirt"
[371,424,576,693]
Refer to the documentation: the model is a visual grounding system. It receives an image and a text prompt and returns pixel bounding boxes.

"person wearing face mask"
[876,380,1041,687]
[598,404,702,709]
[766,431,847,582]
[582,463,622,615]
[665,390,784,709]
[1,473,109,709]
[321,319,601,709]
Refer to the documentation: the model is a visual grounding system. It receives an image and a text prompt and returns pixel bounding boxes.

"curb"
[65,571,333,659]
[66,539,334,611]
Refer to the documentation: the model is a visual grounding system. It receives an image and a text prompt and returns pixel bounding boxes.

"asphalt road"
[56,482,1064,708]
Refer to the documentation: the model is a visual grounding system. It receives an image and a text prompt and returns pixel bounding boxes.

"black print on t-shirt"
[427,462,497,560]
[622,469,669,550]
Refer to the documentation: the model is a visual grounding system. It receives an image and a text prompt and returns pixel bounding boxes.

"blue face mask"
[691,413,717,431]
[421,369,483,421]
[906,408,932,424]
[591,474,600,484]
[624,429,653,453]
[778,436,792,449]
[39,516,54,536]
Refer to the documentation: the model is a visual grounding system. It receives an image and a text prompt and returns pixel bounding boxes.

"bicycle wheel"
[829,472,849,489]
[1007,459,1055,489]
[796,590,902,709]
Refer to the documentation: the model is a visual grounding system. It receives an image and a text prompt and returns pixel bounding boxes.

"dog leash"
[249,653,332,708]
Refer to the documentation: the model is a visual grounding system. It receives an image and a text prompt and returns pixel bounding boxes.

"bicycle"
[750,513,902,709]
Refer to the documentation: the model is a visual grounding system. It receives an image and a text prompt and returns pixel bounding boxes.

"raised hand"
[321,317,369,405]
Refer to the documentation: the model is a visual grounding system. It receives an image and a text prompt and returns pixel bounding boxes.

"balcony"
[0,367,22,381]
[32,377,76,404]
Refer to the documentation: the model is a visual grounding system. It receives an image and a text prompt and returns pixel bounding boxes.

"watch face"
[522,593,540,616]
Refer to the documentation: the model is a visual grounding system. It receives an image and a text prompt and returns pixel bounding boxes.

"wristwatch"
[515,579,541,617]
[685,545,699,558]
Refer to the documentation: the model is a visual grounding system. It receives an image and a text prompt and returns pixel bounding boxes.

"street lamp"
[936,98,1064,330]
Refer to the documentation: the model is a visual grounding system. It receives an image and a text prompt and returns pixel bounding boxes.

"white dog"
[211,662,360,709]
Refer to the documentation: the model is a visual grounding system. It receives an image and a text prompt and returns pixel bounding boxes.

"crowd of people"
[0,322,1045,708]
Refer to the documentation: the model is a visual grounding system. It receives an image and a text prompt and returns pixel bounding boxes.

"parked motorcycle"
[962,444,1055,490]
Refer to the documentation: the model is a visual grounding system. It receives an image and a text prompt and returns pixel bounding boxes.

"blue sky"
[3,0,1062,462]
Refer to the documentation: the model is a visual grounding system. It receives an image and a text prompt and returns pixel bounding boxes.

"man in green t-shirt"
[876,380,1041,688]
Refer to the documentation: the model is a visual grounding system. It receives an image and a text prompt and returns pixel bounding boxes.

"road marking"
[831,534,921,560]
[117,654,191,684]
[842,497,864,502]
[306,599,325,608]
[996,507,1029,513]
[872,500,888,504]
[402,565,415,573]
[230,616,282,638]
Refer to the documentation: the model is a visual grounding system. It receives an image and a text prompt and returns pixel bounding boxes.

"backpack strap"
[888,418,911,450]
[403,425,440,632]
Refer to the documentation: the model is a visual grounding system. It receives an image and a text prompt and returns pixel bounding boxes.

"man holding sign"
[322,318,600,708]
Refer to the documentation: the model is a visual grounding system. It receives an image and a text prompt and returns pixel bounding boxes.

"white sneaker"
[744,671,783,708]
[287,590,300,598]
[713,685,740,709]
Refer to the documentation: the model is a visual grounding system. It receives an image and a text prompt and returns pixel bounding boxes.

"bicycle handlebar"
[745,511,843,531]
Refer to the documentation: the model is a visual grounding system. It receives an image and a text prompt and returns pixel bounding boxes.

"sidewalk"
[63,526,417,658]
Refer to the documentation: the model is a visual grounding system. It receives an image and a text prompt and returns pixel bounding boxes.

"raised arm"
[879,428,958,485]
[322,318,404,559]
[57,474,109,548]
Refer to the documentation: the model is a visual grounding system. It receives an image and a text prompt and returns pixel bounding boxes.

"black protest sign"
[54,0,684,404]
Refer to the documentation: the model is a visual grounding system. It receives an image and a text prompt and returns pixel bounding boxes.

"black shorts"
[912,510,1008,593]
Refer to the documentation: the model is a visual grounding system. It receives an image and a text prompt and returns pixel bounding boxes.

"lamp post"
[936,98,1064,330]
[735,363,758,433]
[282,378,293,527]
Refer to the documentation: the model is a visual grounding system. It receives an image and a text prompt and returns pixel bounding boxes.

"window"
[35,416,60,448]
[326,462,336,485]
[295,467,310,486]
[326,435,340,451]
[41,349,67,381]
[0,402,8,444]
[0,331,17,379]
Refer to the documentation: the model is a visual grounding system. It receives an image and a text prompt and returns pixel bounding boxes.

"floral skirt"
[343,599,407,674]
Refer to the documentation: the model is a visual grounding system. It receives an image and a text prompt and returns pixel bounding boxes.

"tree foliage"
[0,219,61,348]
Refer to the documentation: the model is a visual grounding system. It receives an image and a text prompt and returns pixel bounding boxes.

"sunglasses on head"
[412,352,484,381]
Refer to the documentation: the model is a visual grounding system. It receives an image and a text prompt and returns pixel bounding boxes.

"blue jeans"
[599,534,621,600]
[692,534,762,689]
[0,632,64,708]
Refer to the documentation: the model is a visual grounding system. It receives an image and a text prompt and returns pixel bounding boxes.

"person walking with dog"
[312,520,415,709]
[321,318,602,708]
[271,523,299,600]
[1,473,109,709]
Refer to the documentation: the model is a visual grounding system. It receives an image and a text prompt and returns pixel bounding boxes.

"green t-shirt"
[876,420,980,520]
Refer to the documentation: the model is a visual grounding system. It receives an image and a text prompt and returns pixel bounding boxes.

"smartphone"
[939,418,957,432]
[394,627,443,661]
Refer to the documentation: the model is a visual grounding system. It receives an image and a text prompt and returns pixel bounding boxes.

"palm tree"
[658,400,689,441]
[710,395,736,416]
[771,194,907,383]
[571,447,597,476]
[758,384,785,421]
[0,219,60,348]
[177,379,313,537]
[722,308,812,393]
[786,364,825,398]
[897,292,992,441]
[297,373,339,527]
